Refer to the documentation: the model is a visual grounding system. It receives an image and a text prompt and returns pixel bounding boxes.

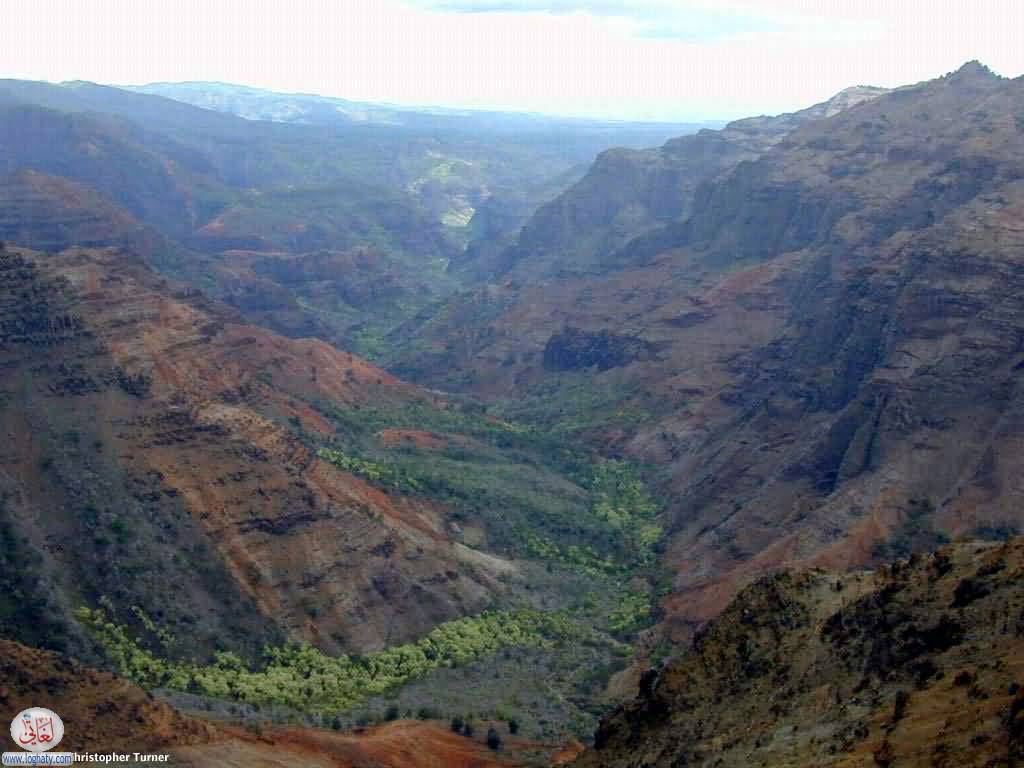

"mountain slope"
[0,638,216,754]
[575,538,1024,767]
[469,85,887,280]
[0,170,205,276]
[388,83,891,379]
[0,242,512,660]
[0,637,527,768]
[0,103,227,239]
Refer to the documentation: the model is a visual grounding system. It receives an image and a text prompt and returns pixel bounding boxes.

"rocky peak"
[816,84,891,117]
[947,59,1002,82]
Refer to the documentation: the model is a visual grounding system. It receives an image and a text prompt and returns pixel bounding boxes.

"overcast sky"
[1,0,1022,121]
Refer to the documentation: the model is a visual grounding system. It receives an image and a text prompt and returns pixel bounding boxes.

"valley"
[1,57,1023,768]
[0,78,696,359]
[0,240,663,749]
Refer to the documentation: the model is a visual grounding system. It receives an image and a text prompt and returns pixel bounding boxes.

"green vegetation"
[318,399,533,446]
[587,459,663,567]
[76,606,578,714]
[495,369,653,437]
[317,447,426,493]
[288,394,669,736]
[321,439,662,576]
[608,590,653,635]
[316,393,663,570]
[317,396,667,660]
[519,530,620,578]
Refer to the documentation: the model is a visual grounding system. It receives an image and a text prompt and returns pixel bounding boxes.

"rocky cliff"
[474,85,888,280]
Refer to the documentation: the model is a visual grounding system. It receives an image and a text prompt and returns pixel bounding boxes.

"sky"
[1,0,1022,121]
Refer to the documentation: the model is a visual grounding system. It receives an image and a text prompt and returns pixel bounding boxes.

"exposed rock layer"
[0,244,508,659]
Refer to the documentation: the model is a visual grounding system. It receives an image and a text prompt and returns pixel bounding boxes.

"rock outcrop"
[575,539,1024,767]
[0,638,215,754]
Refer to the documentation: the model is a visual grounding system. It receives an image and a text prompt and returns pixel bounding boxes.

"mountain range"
[388,60,1024,643]
[0,78,695,357]
[1,61,1023,766]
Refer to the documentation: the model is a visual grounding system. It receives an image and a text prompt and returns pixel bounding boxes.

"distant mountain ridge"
[128,80,718,133]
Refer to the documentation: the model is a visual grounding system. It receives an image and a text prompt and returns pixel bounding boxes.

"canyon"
[1,61,1023,766]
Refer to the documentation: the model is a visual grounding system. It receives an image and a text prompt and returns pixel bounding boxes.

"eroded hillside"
[0,238,667,744]
[0,242,511,660]
[575,538,1024,767]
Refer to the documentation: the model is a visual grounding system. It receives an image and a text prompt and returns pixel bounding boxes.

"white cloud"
[0,0,1021,121]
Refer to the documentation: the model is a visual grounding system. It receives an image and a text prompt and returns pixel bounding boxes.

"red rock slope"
[0,243,511,661]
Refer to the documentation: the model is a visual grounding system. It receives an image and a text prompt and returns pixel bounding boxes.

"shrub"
[486,727,502,750]
[75,605,577,715]
[450,716,464,733]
